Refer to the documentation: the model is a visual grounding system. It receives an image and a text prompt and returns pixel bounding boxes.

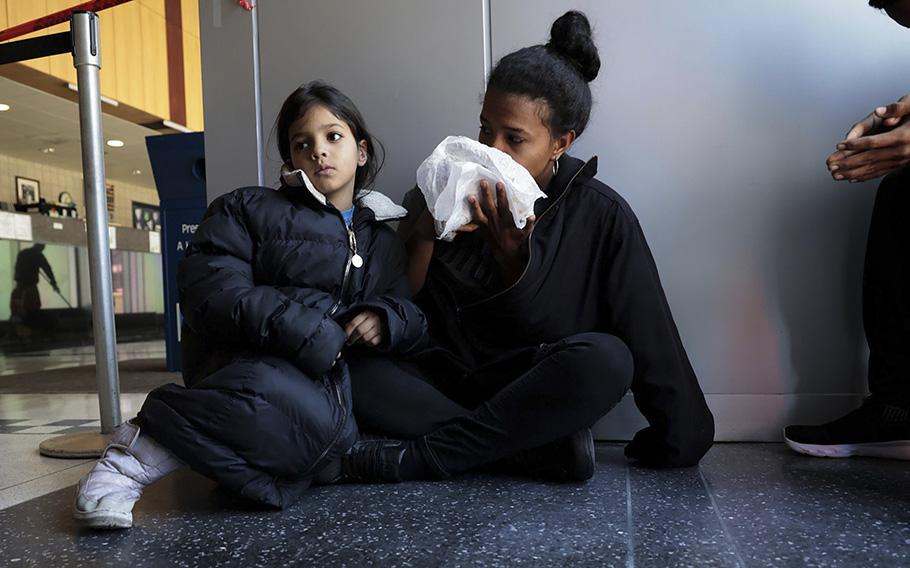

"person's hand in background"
[826,94,910,182]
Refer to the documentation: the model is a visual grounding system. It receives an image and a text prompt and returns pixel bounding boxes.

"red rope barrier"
[0,0,133,43]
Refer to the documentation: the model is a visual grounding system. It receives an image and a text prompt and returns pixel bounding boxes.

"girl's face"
[288,104,367,208]
[478,88,573,189]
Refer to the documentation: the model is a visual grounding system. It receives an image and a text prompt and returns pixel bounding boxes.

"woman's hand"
[344,310,384,348]
[826,95,910,183]
[467,180,536,284]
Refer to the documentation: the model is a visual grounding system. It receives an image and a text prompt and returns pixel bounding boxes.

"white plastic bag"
[416,136,547,241]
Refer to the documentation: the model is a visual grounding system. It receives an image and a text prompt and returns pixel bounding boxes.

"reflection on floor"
[0,340,165,376]
[0,340,173,508]
[0,393,149,509]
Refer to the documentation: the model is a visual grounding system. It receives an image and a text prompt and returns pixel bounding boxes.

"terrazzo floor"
[0,443,907,567]
[1,347,907,566]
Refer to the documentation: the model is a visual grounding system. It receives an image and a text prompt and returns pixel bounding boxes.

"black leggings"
[348,332,633,477]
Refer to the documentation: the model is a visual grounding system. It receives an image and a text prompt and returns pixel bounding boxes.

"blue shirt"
[341,206,355,227]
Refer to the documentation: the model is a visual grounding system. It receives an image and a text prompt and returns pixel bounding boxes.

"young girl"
[73,82,428,528]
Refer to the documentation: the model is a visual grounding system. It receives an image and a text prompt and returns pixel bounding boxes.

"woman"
[343,11,714,483]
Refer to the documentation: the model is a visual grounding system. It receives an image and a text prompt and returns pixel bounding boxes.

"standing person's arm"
[39,255,58,291]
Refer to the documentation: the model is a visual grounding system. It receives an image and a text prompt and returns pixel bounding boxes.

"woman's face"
[288,104,366,207]
[478,88,570,188]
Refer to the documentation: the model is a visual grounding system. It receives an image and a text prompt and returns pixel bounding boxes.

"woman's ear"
[358,140,368,167]
[551,130,577,162]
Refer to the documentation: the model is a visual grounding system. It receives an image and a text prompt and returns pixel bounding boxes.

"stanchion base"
[39,432,111,459]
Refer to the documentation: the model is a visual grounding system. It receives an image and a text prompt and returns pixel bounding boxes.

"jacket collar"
[280,165,408,222]
[546,154,599,200]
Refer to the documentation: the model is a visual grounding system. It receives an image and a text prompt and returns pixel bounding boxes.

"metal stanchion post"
[39,11,121,458]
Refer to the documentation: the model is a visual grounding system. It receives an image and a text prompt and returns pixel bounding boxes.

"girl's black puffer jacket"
[138,178,427,508]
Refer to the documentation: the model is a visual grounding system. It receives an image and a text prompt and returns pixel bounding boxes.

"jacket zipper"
[328,221,358,317]
[300,371,349,478]
[457,159,592,312]
[301,213,359,478]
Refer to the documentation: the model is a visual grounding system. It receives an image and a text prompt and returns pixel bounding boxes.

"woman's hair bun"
[547,10,600,82]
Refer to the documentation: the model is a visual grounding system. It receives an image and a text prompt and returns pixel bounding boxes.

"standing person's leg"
[864,171,910,407]
[785,171,910,459]
[408,332,633,479]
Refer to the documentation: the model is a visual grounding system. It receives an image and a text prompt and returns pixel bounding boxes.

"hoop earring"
[552,159,560,176]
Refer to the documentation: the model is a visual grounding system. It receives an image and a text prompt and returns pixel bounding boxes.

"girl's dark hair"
[868,0,894,8]
[275,81,383,191]
[487,10,600,138]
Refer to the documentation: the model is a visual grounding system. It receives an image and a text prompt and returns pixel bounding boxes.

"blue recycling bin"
[146,132,207,373]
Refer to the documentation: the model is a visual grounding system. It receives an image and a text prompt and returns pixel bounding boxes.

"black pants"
[864,170,910,406]
[349,332,633,477]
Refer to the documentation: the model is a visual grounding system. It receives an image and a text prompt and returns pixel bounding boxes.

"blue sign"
[146,133,207,373]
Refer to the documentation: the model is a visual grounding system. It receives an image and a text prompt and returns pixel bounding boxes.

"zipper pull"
[348,225,364,268]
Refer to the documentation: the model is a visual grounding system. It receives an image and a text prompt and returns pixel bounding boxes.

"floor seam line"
[0,460,92,497]
[625,462,635,568]
[699,468,747,568]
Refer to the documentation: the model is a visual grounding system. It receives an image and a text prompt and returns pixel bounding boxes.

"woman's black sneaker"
[494,428,596,482]
[784,398,910,460]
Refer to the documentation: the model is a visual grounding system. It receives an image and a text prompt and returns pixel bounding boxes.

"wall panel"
[490,1,910,405]
[198,0,262,198]
[197,0,910,438]
[111,1,145,112]
[45,0,78,86]
[6,1,50,74]
[256,0,487,199]
[183,32,202,130]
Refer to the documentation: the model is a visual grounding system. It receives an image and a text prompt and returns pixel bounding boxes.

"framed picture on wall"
[132,201,161,231]
[15,176,40,205]
[106,183,115,221]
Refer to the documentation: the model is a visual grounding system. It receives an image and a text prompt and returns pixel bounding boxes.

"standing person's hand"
[826,95,910,182]
[465,180,536,284]
[344,310,384,348]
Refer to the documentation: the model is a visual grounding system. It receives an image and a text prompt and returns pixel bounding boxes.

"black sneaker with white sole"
[784,398,910,460]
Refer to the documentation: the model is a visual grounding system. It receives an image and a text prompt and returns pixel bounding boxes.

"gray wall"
[199,1,910,440]
[256,0,487,191]
[199,0,264,200]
